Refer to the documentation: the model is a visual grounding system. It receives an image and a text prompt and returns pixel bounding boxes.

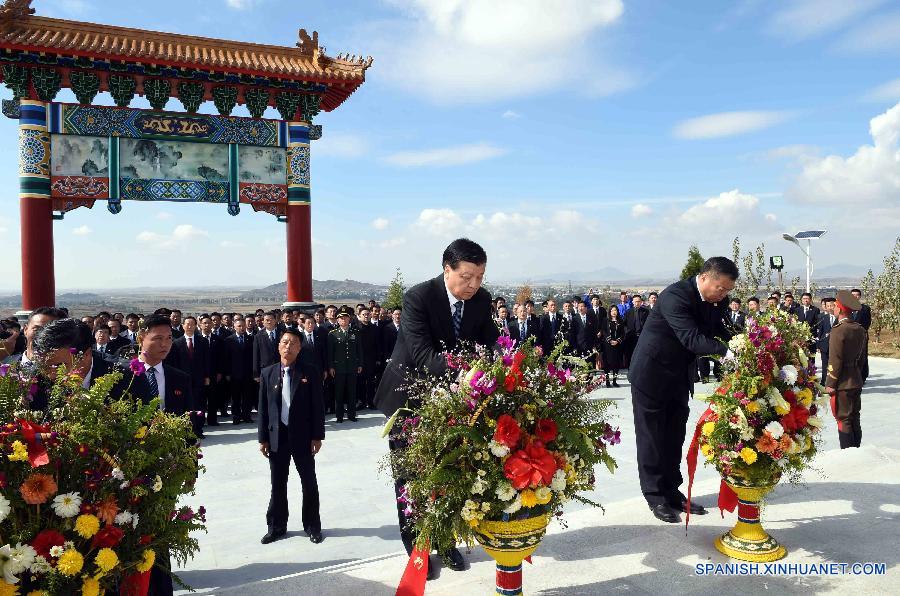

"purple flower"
[502,354,514,366]
[496,335,515,351]
[0,364,9,377]
[129,358,146,377]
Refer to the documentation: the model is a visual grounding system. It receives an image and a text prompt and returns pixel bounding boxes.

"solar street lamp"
[782,230,827,293]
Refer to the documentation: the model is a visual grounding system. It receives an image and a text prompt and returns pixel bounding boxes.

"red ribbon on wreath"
[17,419,52,467]
[396,542,430,596]
[685,407,738,531]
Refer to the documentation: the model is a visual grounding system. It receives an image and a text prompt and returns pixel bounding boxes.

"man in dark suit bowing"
[258,329,325,545]
[375,238,499,578]
[629,257,737,523]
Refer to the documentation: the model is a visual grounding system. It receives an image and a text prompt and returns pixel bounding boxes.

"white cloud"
[768,0,885,40]
[502,110,522,120]
[373,0,628,104]
[225,0,257,9]
[864,77,900,102]
[72,225,92,236]
[378,237,407,249]
[371,217,390,230]
[838,11,900,52]
[414,208,464,236]
[630,203,653,218]
[788,101,900,204]
[313,133,368,158]
[136,224,209,250]
[650,190,778,241]
[472,211,543,239]
[764,144,820,162]
[155,211,173,220]
[384,142,507,167]
[673,111,794,139]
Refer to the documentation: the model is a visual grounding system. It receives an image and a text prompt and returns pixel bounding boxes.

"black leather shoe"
[335,419,344,424]
[260,530,286,544]
[441,547,466,571]
[674,500,708,515]
[650,504,679,523]
[349,417,358,422]
[426,555,438,581]
[308,531,323,544]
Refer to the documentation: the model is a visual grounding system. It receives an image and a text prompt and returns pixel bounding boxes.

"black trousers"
[217,378,231,416]
[820,352,829,384]
[334,372,357,421]
[230,377,255,421]
[267,423,321,533]
[323,376,335,414]
[357,368,377,408]
[631,381,690,507]
[698,357,721,380]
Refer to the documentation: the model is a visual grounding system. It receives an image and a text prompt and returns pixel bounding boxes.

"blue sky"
[2,0,899,290]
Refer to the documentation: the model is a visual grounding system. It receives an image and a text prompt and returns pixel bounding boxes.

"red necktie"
[187,337,194,356]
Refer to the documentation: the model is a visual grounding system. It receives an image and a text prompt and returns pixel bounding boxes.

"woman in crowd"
[602,304,625,387]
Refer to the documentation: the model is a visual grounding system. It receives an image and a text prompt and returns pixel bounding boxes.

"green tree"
[680,245,705,280]
[383,268,405,311]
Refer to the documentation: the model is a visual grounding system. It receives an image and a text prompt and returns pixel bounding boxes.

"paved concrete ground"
[175,356,900,595]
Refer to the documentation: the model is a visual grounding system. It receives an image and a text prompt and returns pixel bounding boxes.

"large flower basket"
[474,514,550,596]
[714,474,786,562]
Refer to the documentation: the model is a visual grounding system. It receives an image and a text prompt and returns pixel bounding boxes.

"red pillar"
[285,203,313,303]
[20,197,55,310]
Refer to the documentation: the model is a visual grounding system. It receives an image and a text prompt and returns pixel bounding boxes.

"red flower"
[504,373,517,392]
[91,525,125,549]
[534,418,558,443]
[32,529,66,559]
[503,444,557,489]
[139,534,154,545]
[493,414,521,448]
[783,390,797,404]
[780,404,810,433]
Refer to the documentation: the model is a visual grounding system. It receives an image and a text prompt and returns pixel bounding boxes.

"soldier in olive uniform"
[825,290,867,449]
[327,306,363,423]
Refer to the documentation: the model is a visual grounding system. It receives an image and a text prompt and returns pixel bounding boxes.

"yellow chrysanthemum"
[57,549,84,576]
[135,549,156,573]
[774,403,791,416]
[0,580,19,596]
[739,447,758,465]
[467,518,480,528]
[95,547,119,573]
[7,440,28,462]
[81,577,100,596]
[745,401,760,413]
[27,591,47,596]
[134,426,148,439]
[700,444,714,460]
[798,388,814,408]
[520,489,538,508]
[74,514,101,538]
[701,422,716,437]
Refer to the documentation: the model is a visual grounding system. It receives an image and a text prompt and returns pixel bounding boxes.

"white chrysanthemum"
[502,494,522,514]
[765,421,784,439]
[152,475,163,493]
[10,544,35,573]
[111,467,125,481]
[30,555,52,574]
[114,511,133,526]
[489,440,510,458]
[728,335,747,353]
[0,495,10,524]
[51,492,82,518]
[481,502,491,512]
[0,544,23,584]
[550,469,567,492]
[780,364,798,385]
[470,477,488,495]
[535,486,552,502]
[131,513,140,529]
[49,545,64,558]
[495,482,516,501]
[807,416,823,429]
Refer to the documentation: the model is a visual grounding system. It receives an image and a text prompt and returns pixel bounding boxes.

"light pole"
[782,230,827,293]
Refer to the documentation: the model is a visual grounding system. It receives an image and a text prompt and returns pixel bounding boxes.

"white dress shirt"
[140,358,166,411]
[281,366,292,426]
[446,281,464,319]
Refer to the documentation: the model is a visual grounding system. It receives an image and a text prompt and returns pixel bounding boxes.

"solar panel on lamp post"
[782,230,827,293]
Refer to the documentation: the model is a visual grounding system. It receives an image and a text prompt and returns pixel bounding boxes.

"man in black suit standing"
[375,238,500,577]
[224,316,255,424]
[171,316,210,438]
[300,317,328,376]
[850,288,871,383]
[571,301,597,364]
[538,298,564,357]
[253,311,282,381]
[508,304,537,345]
[624,294,650,365]
[258,329,325,545]
[818,298,836,379]
[797,292,820,354]
[724,298,746,334]
[629,257,737,523]
[356,306,380,410]
[381,308,401,363]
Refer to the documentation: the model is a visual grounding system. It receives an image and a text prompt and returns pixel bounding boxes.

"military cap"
[337,305,354,318]
[835,290,862,311]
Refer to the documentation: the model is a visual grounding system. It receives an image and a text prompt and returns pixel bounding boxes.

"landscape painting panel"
[239,146,287,185]
[120,138,228,182]
[50,135,108,177]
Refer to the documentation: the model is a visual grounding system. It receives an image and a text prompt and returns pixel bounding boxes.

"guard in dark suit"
[253,313,281,380]
[724,299,746,334]
[258,329,325,545]
[817,299,836,378]
[381,309,401,362]
[374,239,500,576]
[327,307,363,423]
[570,302,597,363]
[628,258,736,523]
[825,291,867,449]
[300,318,328,375]
[850,289,871,382]
[171,317,210,437]
[797,293,820,353]
[538,299,565,357]
[224,318,255,424]
[508,309,537,345]
[624,296,650,363]
[356,307,380,410]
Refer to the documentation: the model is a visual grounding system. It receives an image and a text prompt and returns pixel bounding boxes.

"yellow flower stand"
[714,475,786,562]
[474,514,550,595]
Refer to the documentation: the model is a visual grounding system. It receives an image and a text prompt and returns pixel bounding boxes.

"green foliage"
[383,268,406,312]
[864,237,900,341]
[680,245,705,280]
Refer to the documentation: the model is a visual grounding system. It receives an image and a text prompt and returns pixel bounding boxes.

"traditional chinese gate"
[0,0,371,315]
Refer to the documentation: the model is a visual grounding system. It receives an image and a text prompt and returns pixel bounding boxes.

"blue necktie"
[452,301,463,339]
[147,366,160,399]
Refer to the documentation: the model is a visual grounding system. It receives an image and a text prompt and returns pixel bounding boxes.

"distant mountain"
[241,279,388,300]
[528,267,636,284]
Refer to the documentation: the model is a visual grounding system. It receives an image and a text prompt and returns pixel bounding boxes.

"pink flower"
[129,358,146,377]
